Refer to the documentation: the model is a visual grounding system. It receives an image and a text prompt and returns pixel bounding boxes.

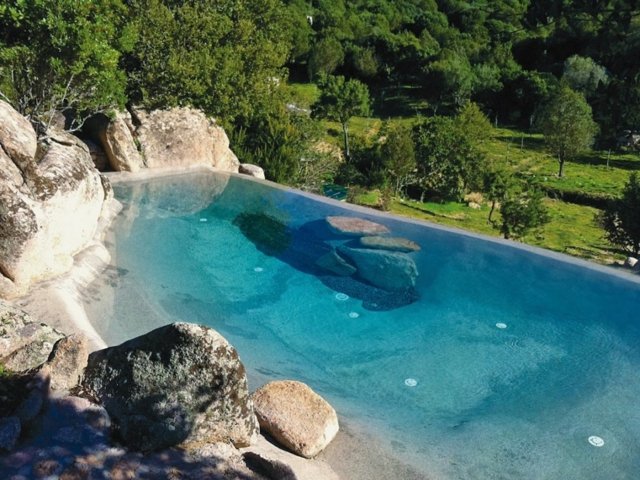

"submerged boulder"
[325,216,390,237]
[359,236,420,252]
[315,249,356,276]
[338,246,418,291]
[80,322,259,451]
[252,380,339,458]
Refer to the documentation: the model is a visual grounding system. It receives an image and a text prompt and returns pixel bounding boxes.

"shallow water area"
[86,171,640,479]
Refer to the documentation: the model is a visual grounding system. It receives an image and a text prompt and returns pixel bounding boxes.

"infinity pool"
[87,171,640,479]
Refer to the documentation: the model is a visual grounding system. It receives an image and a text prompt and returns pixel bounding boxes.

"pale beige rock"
[99,111,144,172]
[133,107,239,172]
[0,100,37,170]
[252,380,339,458]
[239,163,266,180]
[0,102,109,298]
[38,333,89,391]
[326,216,390,236]
[359,236,421,252]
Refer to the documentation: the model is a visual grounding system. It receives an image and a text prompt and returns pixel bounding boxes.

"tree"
[311,75,371,159]
[412,115,484,201]
[483,162,514,223]
[380,123,416,196]
[600,172,640,256]
[307,37,344,79]
[498,183,550,240]
[0,0,133,132]
[562,55,608,98]
[537,86,598,177]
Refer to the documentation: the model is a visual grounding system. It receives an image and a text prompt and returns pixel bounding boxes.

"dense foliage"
[601,173,640,256]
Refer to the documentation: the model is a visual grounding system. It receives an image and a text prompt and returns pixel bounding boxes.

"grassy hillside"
[286,82,638,265]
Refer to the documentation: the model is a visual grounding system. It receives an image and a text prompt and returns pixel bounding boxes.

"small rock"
[0,416,21,452]
[359,236,420,252]
[468,201,482,210]
[252,380,339,458]
[38,333,89,391]
[33,458,63,477]
[315,250,356,276]
[239,163,266,180]
[243,451,297,480]
[325,216,390,236]
[625,257,638,268]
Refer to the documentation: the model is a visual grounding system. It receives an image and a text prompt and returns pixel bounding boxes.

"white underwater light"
[404,378,418,387]
[496,322,508,329]
[348,312,360,319]
[254,267,264,273]
[588,436,605,447]
[199,218,208,222]
[335,293,349,301]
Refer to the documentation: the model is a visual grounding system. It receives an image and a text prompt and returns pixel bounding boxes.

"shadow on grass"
[496,134,547,153]
[570,153,640,170]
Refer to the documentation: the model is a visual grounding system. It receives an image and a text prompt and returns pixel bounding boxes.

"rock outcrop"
[37,333,89,391]
[80,322,259,451]
[0,302,65,371]
[252,381,339,459]
[0,100,112,298]
[97,111,145,172]
[134,107,239,172]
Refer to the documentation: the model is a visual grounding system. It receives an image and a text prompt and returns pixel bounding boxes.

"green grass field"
[286,82,638,265]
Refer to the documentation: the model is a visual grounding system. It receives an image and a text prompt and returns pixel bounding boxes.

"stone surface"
[133,107,239,172]
[0,302,65,371]
[338,246,418,291]
[38,334,89,391]
[239,164,266,180]
[251,381,339,459]
[15,388,45,423]
[625,256,638,268]
[80,322,259,451]
[0,100,37,171]
[315,250,356,276]
[359,236,421,252]
[0,416,21,452]
[325,216,390,236]
[0,101,110,298]
[83,139,109,171]
[98,111,144,172]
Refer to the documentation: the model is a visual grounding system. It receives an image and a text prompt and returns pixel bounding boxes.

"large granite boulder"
[315,249,356,276]
[132,107,239,172]
[0,302,65,371]
[0,100,111,298]
[338,246,418,291]
[251,381,339,459]
[325,216,390,236]
[80,322,259,452]
[98,111,144,172]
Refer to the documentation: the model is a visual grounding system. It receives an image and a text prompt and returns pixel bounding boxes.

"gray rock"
[83,138,110,171]
[37,333,89,391]
[359,236,420,252]
[338,246,418,291]
[239,164,266,180]
[252,381,338,459]
[0,416,21,452]
[315,249,357,276]
[243,452,298,480]
[81,322,259,452]
[0,302,65,371]
[325,216,390,236]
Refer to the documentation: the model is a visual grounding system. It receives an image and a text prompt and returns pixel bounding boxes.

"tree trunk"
[420,190,426,203]
[488,200,496,223]
[342,122,350,160]
[558,156,565,177]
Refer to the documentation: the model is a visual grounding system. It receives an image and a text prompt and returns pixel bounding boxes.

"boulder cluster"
[1,302,339,478]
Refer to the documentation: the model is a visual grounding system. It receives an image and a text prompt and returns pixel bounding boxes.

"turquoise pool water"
[90,171,640,479]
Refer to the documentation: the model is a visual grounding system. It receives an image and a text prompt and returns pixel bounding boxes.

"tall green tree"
[537,86,598,177]
[600,172,640,256]
[483,162,514,223]
[380,123,416,196]
[311,74,371,159]
[0,0,133,132]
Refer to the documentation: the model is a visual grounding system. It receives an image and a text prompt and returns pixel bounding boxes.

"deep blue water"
[90,171,640,479]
